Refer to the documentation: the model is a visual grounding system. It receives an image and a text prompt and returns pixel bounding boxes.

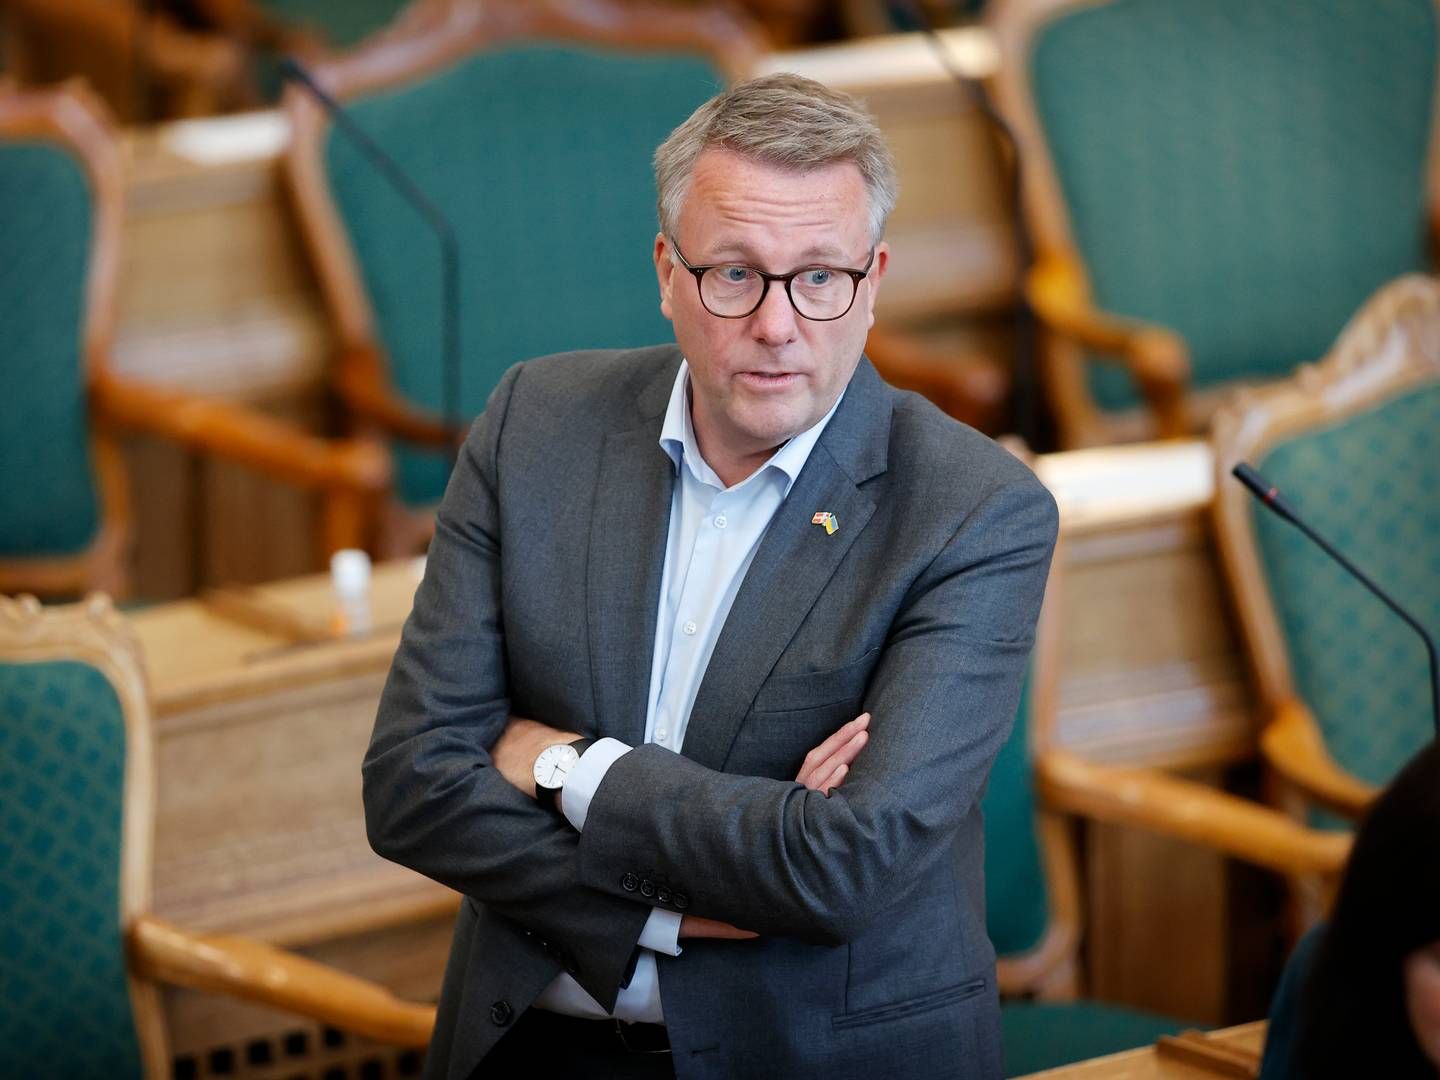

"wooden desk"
[132,558,458,1069]
[1018,1023,1266,1079]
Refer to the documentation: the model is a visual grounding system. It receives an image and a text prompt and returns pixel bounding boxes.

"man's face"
[654,147,888,479]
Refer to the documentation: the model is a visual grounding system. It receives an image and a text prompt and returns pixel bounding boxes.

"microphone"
[1232,461,1440,737]
[280,56,463,470]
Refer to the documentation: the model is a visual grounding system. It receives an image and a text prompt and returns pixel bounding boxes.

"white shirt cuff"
[637,907,684,957]
[560,736,631,831]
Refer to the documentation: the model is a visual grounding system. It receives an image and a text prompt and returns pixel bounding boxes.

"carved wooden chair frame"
[0,84,391,599]
[0,593,435,1075]
[985,0,1440,448]
[1210,274,1440,821]
[283,0,761,552]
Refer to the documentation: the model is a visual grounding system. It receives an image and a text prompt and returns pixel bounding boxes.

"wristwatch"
[532,737,594,810]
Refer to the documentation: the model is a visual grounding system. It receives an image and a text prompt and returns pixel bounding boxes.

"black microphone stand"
[903,3,1040,447]
[1233,461,1440,738]
[280,57,462,472]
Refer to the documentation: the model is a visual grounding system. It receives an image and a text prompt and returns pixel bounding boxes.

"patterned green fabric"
[325,44,723,507]
[259,0,411,48]
[0,659,142,1078]
[982,675,1051,956]
[1002,1000,1187,1076]
[0,143,101,556]
[1252,384,1440,793]
[1030,0,1434,411]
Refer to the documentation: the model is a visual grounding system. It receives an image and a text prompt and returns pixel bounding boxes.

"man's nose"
[749,281,799,346]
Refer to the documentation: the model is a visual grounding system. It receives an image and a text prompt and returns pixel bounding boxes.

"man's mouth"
[737,371,800,389]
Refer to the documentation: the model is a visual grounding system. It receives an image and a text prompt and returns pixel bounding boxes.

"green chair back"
[1030,0,1435,411]
[1251,382,1440,791]
[0,658,142,1077]
[0,141,101,557]
[325,43,725,507]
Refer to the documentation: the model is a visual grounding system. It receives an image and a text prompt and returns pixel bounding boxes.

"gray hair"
[654,72,898,245]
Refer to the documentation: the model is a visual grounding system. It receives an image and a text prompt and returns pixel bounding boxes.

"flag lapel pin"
[811,511,838,535]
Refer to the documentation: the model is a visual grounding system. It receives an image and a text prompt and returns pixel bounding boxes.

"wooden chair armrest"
[1025,258,1190,437]
[129,915,434,1047]
[1035,750,1351,877]
[91,372,390,495]
[864,324,1009,433]
[337,347,463,449]
[1261,698,1377,819]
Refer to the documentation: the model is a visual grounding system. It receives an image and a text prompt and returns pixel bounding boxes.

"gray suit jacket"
[363,344,1058,1080]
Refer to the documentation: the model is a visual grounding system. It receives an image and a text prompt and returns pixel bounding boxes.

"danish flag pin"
[811,511,838,535]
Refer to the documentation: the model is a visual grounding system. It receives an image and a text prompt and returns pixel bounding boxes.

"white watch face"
[533,743,581,790]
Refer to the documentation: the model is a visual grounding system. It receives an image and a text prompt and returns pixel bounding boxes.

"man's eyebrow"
[701,241,856,265]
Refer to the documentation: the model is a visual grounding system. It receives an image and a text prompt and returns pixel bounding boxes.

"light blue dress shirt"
[532,360,844,1022]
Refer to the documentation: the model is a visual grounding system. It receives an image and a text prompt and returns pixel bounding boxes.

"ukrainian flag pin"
[811,511,838,535]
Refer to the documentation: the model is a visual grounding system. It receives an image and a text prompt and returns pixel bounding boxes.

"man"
[364,73,1057,1080]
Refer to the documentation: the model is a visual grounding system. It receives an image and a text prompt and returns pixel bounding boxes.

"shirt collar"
[658,360,844,493]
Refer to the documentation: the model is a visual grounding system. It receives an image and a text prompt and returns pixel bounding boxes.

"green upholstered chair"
[1213,274,1440,824]
[284,0,760,550]
[986,532,1349,1075]
[0,592,435,1077]
[0,84,388,600]
[986,0,1439,447]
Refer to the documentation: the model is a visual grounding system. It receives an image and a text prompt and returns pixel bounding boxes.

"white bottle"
[330,548,373,637]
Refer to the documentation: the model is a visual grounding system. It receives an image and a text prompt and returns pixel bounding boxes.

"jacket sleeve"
[574,474,1059,946]
[361,363,650,1010]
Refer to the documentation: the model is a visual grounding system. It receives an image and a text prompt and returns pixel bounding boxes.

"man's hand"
[679,711,871,940]
[796,712,870,795]
[492,717,574,798]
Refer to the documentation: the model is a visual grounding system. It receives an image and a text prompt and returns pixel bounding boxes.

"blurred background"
[2,1,1436,1077]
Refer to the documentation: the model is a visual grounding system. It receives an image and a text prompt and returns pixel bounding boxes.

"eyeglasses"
[670,240,875,322]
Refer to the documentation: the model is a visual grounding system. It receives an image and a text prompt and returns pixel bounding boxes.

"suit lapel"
[586,357,678,747]
[681,360,892,772]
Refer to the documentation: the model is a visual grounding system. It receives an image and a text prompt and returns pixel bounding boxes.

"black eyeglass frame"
[669,239,876,322]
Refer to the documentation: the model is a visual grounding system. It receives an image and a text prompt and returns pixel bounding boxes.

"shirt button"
[655,728,668,742]
[714,514,728,529]
[682,620,697,636]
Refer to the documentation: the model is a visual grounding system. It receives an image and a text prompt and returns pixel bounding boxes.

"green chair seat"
[1002,1000,1190,1077]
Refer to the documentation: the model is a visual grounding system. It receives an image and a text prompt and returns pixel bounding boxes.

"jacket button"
[656,887,672,904]
[673,892,690,910]
[639,879,657,898]
[621,872,640,892]
[489,1000,514,1026]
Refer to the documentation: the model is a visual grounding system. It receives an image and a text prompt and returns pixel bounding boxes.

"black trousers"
[473,1008,677,1080]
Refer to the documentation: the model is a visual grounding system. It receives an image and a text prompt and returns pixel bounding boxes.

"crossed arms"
[362,362,1058,1009]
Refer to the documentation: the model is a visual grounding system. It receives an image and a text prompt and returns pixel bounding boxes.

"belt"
[525,1009,670,1054]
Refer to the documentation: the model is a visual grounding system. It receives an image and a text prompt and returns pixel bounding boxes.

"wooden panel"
[115,113,335,599]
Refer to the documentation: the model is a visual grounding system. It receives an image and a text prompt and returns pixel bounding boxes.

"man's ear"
[655,232,676,321]
[863,242,890,329]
